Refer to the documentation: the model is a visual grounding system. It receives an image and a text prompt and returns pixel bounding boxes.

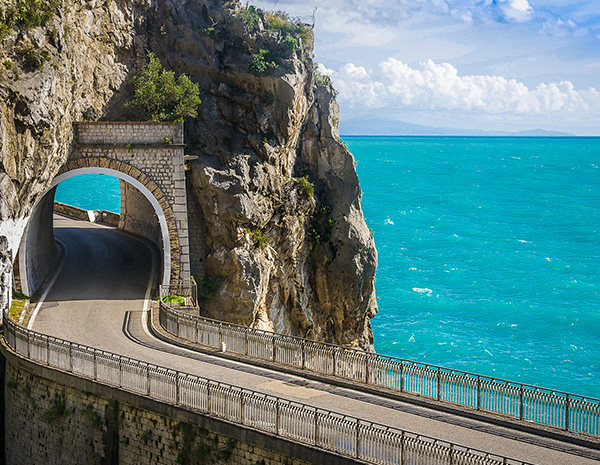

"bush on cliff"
[126,53,201,122]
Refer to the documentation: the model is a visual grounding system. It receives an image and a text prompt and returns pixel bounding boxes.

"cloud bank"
[328,59,600,117]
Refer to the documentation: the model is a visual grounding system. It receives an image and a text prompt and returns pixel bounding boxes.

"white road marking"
[27,240,67,330]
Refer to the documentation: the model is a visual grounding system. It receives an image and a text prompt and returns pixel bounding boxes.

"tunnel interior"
[14,171,167,298]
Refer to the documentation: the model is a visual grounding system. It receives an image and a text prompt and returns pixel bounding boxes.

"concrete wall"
[20,188,57,297]
[2,350,357,465]
[119,180,162,250]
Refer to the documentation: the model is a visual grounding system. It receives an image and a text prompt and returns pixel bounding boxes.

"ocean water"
[346,136,600,398]
[54,174,121,213]
[54,138,600,398]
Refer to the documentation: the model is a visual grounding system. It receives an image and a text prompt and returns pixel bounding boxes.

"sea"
[55,137,600,398]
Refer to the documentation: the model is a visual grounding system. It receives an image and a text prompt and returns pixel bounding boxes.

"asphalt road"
[30,214,600,465]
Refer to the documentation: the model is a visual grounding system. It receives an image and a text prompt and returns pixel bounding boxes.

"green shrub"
[282,35,298,56]
[162,295,185,306]
[297,175,314,200]
[197,276,220,300]
[0,0,62,39]
[265,11,306,35]
[126,52,201,122]
[247,228,270,249]
[248,49,278,76]
[237,4,263,34]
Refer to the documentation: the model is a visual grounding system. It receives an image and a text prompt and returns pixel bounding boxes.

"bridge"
[3,123,600,465]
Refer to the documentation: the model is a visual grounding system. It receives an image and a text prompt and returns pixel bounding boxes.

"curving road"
[30,214,600,465]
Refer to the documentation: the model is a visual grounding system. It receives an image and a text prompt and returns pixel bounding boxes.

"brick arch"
[53,157,180,286]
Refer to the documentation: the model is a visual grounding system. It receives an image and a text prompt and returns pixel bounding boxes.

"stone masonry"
[64,122,190,285]
[3,355,339,465]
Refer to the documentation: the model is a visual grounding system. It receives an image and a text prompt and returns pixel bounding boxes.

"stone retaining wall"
[2,347,357,465]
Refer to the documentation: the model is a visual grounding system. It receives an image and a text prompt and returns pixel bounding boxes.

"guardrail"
[2,314,532,465]
[159,304,600,437]
[160,277,198,312]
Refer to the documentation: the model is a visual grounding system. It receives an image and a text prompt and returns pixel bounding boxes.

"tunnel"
[15,168,170,298]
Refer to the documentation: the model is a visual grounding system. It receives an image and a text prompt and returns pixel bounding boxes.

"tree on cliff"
[126,53,201,122]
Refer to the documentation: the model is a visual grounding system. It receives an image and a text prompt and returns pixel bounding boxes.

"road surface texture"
[30,215,600,465]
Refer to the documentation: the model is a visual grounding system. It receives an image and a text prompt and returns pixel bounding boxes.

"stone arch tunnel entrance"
[15,122,191,297]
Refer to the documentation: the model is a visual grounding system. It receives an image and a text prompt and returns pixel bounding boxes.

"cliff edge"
[0,0,378,348]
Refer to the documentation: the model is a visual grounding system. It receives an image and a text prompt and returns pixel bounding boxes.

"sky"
[251,0,600,135]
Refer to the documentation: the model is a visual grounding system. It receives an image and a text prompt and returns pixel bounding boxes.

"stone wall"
[2,352,357,465]
[76,122,184,145]
[119,181,162,249]
[19,188,58,297]
[71,122,191,283]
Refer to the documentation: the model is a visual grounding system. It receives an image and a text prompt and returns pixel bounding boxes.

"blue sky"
[252,0,600,135]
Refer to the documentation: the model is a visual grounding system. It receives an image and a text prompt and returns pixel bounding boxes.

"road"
[30,214,600,465]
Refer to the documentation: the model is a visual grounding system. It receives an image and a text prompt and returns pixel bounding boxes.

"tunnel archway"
[18,158,181,296]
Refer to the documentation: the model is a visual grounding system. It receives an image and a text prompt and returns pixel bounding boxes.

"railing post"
[219,324,223,349]
[245,329,248,355]
[301,341,306,370]
[400,431,405,465]
[565,394,570,431]
[275,399,280,435]
[449,444,454,465]
[26,331,30,358]
[332,349,337,376]
[477,376,481,410]
[240,392,245,424]
[207,383,211,413]
[400,361,404,392]
[69,342,73,372]
[195,319,199,344]
[47,338,50,365]
[314,409,319,446]
[175,372,180,405]
[93,352,97,380]
[519,384,524,420]
[356,419,360,458]
[147,366,151,395]
[119,357,123,388]
[272,334,276,362]
[365,355,369,384]
[437,366,441,400]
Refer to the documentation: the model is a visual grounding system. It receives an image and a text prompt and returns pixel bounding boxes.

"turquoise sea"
[55,137,600,398]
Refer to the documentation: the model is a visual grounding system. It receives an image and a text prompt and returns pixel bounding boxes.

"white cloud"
[331,58,600,117]
[499,0,534,23]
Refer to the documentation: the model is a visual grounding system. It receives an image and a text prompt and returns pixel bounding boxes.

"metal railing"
[2,314,532,465]
[159,304,600,437]
[160,277,198,313]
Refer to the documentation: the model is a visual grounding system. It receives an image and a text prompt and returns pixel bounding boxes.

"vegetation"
[162,295,185,306]
[43,392,70,423]
[126,52,201,122]
[0,0,62,40]
[237,4,262,34]
[296,175,314,201]
[197,276,220,301]
[248,49,278,76]
[9,290,29,322]
[247,228,270,249]
[314,67,332,86]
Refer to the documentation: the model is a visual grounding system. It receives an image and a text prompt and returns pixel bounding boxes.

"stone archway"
[53,161,178,286]
[17,122,190,295]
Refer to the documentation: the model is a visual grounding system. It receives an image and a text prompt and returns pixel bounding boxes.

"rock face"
[0,0,377,348]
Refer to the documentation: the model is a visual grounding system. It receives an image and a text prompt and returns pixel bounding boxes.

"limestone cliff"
[0,0,377,348]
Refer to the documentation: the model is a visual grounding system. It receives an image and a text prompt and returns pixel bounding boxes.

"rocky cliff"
[0,0,377,348]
